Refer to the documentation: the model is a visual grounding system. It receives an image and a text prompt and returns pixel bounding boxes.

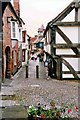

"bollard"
[36,65,39,78]
[26,65,28,78]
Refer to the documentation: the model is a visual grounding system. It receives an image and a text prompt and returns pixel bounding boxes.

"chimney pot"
[13,0,20,16]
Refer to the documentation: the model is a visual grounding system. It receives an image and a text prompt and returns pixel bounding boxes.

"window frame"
[11,21,18,39]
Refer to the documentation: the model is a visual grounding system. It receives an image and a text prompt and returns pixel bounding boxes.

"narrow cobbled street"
[1,59,79,119]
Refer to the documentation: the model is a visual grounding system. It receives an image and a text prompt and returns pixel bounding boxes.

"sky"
[19,0,73,37]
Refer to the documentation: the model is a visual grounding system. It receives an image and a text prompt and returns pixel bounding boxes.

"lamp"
[7,17,11,23]
[7,16,13,23]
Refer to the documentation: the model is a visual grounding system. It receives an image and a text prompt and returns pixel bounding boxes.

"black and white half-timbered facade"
[44,0,80,80]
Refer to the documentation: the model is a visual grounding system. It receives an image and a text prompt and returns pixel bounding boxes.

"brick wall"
[3,4,18,80]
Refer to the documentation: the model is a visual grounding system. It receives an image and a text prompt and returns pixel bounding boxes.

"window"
[19,29,21,40]
[12,22,16,38]
[22,31,26,42]
[22,50,25,62]
[11,21,19,39]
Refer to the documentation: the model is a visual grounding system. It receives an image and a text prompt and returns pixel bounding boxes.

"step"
[0,105,28,119]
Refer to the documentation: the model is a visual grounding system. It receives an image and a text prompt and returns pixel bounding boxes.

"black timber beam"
[62,58,79,79]
[56,55,80,58]
[49,2,74,27]
[63,71,80,74]
[57,27,80,55]
[53,22,80,26]
[53,43,80,49]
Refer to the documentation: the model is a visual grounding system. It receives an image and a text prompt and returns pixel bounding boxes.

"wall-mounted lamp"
[7,16,13,23]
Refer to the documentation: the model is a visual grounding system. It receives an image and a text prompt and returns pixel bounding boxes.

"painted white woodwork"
[56,49,75,55]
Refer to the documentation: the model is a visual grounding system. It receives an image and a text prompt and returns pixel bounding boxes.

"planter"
[27,102,79,120]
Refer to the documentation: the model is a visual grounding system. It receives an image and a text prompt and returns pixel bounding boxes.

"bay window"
[11,21,19,39]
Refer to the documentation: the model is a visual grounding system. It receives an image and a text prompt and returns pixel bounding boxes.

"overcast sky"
[20,0,73,37]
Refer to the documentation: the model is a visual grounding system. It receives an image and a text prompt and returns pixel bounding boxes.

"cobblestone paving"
[1,59,80,118]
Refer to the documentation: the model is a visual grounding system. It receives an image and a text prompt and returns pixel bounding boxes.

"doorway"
[5,46,11,78]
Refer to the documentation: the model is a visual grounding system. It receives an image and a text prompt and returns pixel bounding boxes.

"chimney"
[13,0,20,16]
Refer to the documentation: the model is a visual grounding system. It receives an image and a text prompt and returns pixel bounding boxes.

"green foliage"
[27,105,37,116]
[27,101,78,119]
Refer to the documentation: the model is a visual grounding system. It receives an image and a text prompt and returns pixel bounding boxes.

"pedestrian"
[34,54,37,61]
[31,52,34,60]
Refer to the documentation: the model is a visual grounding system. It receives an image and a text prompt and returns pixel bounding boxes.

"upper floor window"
[12,22,16,38]
[19,29,21,40]
[22,31,26,42]
[11,21,19,39]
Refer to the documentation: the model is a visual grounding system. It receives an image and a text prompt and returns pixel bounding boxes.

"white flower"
[29,105,32,108]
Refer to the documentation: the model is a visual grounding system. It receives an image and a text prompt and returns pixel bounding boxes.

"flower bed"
[27,100,79,120]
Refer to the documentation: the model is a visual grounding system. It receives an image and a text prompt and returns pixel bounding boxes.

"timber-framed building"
[44,0,80,80]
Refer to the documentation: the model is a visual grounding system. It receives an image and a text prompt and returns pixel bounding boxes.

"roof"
[2,2,25,25]
[44,0,80,36]
[38,24,45,32]
[73,0,80,2]
[2,2,8,15]
[30,37,37,43]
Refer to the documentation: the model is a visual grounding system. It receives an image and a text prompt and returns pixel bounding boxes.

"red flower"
[76,106,78,111]
[68,109,71,113]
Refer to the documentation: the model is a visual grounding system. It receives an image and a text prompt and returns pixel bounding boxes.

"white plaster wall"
[44,45,46,52]
[78,57,80,73]
[56,26,80,78]
[78,27,80,43]
[56,32,66,43]
[78,74,80,78]
[63,74,74,78]
[62,64,70,71]
[44,44,51,54]
[62,9,75,22]
[58,26,78,43]
[56,49,75,55]
[78,8,80,21]
[62,58,80,71]
[62,58,80,78]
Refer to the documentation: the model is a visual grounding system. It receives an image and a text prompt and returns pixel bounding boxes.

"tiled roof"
[30,37,37,43]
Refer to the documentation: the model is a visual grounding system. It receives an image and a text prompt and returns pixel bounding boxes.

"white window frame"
[11,21,18,39]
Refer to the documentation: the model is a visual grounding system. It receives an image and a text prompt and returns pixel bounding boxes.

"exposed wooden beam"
[53,43,80,48]
[49,2,74,27]
[57,55,80,58]
[54,22,80,26]
[63,71,80,74]
[57,27,80,55]
[62,58,79,79]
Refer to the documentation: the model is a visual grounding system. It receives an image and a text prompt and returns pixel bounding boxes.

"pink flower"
[68,109,71,113]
